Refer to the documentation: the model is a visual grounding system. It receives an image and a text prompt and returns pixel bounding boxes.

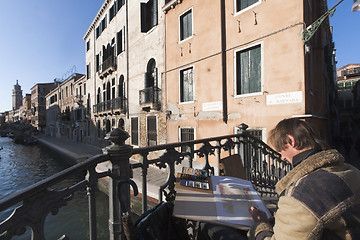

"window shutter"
[122,26,125,52]
[131,118,139,145]
[152,0,158,27]
[140,2,148,33]
[117,31,121,55]
[154,67,158,87]
[147,116,157,146]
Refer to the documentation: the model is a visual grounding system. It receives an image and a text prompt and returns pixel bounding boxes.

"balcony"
[0,126,290,239]
[93,97,127,116]
[99,56,116,79]
[139,87,161,111]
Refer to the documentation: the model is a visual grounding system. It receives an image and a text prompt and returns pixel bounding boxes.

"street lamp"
[352,0,360,12]
[303,0,359,43]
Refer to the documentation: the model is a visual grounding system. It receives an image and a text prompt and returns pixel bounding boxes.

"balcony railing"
[99,57,116,79]
[0,126,290,240]
[93,97,127,114]
[139,87,161,109]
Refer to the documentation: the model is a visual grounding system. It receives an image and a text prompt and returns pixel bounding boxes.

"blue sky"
[0,0,103,112]
[0,0,359,113]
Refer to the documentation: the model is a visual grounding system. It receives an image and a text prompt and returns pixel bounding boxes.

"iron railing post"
[238,123,249,179]
[103,128,133,240]
[86,166,98,240]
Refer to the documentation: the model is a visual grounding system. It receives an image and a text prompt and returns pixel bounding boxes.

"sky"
[0,0,103,113]
[0,0,359,113]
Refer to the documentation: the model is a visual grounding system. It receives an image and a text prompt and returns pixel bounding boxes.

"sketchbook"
[173,176,271,229]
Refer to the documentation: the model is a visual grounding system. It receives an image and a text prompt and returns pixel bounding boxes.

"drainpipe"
[220,0,228,123]
[126,0,130,119]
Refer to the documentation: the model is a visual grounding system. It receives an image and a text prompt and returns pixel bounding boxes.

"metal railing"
[93,97,127,114]
[0,125,290,240]
[101,57,116,74]
[139,87,161,105]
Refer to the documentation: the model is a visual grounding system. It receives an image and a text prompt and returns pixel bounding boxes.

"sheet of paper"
[211,176,271,227]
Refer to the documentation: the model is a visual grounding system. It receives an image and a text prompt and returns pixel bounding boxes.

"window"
[117,0,125,11]
[140,0,158,33]
[86,40,90,51]
[109,4,116,21]
[180,67,194,102]
[180,9,192,41]
[86,64,91,79]
[96,54,100,72]
[131,117,139,146]
[248,129,262,140]
[235,44,261,95]
[117,27,125,55]
[96,15,107,39]
[112,78,116,99]
[102,16,107,32]
[84,83,86,95]
[66,87,68,98]
[180,128,194,153]
[147,116,157,146]
[96,26,100,39]
[236,0,260,13]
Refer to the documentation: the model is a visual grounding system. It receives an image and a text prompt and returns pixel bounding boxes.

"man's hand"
[249,206,274,224]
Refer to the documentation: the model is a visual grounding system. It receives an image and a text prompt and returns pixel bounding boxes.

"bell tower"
[12,80,23,110]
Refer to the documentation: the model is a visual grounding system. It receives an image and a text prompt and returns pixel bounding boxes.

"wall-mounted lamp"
[303,0,358,43]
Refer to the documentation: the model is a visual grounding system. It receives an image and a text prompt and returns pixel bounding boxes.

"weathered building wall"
[164,0,334,168]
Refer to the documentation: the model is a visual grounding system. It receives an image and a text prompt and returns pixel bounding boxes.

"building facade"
[163,0,336,168]
[45,74,87,141]
[337,63,360,136]
[84,0,167,148]
[30,82,59,131]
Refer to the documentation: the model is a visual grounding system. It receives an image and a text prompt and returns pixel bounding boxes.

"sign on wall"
[202,101,223,111]
[266,91,302,105]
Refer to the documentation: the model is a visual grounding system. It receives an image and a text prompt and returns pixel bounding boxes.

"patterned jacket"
[250,149,360,240]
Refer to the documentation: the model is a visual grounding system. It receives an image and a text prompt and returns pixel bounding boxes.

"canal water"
[0,137,109,239]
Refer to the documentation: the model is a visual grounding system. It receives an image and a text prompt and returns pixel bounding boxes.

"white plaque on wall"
[266,91,302,105]
[202,101,223,111]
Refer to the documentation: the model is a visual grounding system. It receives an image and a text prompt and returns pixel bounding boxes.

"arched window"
[119,75,125,98]
[118,118,125,130]
[145,58,157,88]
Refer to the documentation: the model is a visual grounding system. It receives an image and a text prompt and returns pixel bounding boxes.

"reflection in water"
[0,137,109,239]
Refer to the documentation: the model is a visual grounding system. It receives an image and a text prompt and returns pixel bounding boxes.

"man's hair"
[269,118,329,152]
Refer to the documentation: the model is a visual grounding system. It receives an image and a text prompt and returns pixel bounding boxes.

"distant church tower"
[12,80,23,110]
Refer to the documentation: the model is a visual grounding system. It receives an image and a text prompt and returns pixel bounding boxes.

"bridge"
[0,124,291,240]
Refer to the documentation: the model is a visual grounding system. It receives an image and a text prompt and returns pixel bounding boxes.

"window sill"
[179,100,195,105]
[234,92,263,98]
[179,35,193,44]
[234,1,261,17]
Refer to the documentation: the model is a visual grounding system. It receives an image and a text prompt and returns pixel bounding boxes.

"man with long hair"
[249,118,360,239]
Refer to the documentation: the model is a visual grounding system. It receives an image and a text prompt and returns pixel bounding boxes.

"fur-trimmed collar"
[276,149,344,195]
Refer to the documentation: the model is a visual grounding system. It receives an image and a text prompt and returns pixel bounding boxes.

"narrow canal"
[0,137,109,239]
